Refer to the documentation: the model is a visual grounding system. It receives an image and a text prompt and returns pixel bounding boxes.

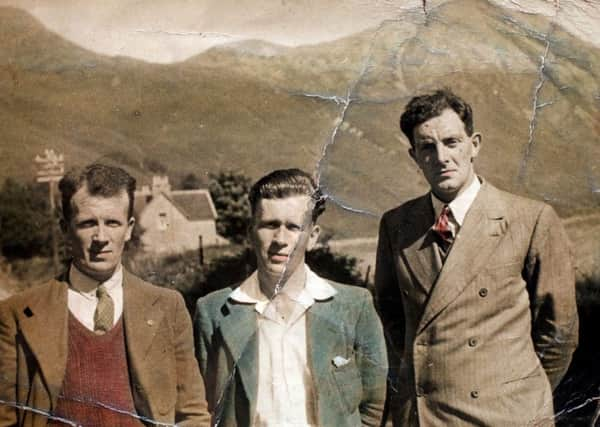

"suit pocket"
[483,261,523,280]
[498,369,552,419]
[332,358,363,413]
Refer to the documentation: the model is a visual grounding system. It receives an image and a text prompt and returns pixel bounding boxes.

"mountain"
[1,0,599,238]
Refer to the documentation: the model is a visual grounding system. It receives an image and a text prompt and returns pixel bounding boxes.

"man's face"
[409,108,481,202]
[250,195,320,281]
[64,185,134,282]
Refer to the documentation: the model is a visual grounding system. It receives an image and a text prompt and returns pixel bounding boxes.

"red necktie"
[432,205,454,250]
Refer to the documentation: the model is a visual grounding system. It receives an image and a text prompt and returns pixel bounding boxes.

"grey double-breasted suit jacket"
[194,275,388,427]
[375,180,578,426]
[0,269,210,427]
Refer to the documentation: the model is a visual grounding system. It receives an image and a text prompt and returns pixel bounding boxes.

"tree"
[180,173,203,190]
[209,171,252,244]
[0,178,55,259]
[306,246,364,286]
[144,157,168,174]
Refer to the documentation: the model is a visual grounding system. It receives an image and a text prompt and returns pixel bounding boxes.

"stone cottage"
[134,176,228,254]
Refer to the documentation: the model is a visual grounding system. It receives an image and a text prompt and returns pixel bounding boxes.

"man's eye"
[77,221,96,228]
[446,139,459,146]
[106,220,122,227]
[418,143,435,151]
[287,224,302,231]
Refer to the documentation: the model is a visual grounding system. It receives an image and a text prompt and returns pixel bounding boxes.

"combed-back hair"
[400,88,474,146]
[59,163,136,222]
[248,168,326,223]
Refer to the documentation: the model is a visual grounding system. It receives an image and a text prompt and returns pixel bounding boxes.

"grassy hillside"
[1,0,599,239]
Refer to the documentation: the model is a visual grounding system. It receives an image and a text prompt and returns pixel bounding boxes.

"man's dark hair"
[59,163,136,222]
[248,168,326,223]
[400,88,474,146]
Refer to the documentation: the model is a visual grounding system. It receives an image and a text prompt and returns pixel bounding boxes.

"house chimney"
[151,176,171,196]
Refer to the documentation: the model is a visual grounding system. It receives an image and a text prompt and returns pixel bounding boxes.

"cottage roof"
[134,189,217,221]
[169,190,217,220]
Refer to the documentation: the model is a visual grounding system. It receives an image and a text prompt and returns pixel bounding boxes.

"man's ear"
[470,132,482,160]
[409,146,416,162]
[306,224,321,252]
[247,222,254,242]
[125,217,135,241]
[59,218,68,234]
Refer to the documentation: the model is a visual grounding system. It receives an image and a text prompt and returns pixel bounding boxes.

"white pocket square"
[332,356,350,368]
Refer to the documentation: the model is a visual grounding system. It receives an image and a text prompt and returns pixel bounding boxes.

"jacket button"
[471,390,479,398]
[403,289,409,296]
[416,386,425,397]
[478,288,488,297]
[468,338,478,347]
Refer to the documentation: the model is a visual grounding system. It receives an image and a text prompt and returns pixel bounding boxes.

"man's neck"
[258,265,306,299]
[432,173,478,203]
[69,262,121,293]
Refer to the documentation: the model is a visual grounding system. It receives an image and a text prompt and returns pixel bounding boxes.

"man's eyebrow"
[415,138,435,146]
[258,219,280,226]
[75,218,98,227]
[442,134,463,140]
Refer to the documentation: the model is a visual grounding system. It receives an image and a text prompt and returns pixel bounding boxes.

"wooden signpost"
[34,149,64,275]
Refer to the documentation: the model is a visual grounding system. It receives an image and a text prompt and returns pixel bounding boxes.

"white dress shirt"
[431,176,481,237]
[67,264,124,331]
[229,265,337,427]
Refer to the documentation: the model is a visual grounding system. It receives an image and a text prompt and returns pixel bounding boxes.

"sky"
[1,0,599,63]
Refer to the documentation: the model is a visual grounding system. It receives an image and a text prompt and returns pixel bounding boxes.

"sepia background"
[0,0,599,424]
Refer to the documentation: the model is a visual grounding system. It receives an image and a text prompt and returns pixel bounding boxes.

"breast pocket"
[480,261,525,296]
[331,357,363,413]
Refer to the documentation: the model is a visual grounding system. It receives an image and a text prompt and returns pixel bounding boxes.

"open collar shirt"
[229,265,337,427]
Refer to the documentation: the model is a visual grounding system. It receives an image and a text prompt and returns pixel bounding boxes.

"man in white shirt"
[375,89,579,426]
[0,163,210,426]
[195,168,388,427]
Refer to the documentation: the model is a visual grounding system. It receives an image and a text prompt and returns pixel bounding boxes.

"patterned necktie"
[432,205,454,252]
[94,284,114,334]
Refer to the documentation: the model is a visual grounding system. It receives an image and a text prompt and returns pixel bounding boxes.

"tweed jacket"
[374,180,578,426]
[0,269,210,427]
[194,269,388,427]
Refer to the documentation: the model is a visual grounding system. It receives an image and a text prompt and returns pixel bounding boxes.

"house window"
[158,212,169,230]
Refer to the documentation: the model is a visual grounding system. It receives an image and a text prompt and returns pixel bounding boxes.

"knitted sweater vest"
[49,314,145,427]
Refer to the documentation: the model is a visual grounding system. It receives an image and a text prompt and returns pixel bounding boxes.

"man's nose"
[434,143,449,163]
[92,224,108,242]
[272,226,288,245]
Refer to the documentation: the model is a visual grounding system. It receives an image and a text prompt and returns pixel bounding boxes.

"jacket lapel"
[122,270,165,402]
[307,299,342,386]
[19,278,69,409]
[217,300,259,417]
[417,182,508,334]
[400,196,439,293]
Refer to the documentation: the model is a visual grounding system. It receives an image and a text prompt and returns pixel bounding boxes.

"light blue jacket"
[194,271,388,427]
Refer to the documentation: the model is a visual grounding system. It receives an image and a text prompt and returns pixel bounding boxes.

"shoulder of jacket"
[1,277,64,308]
[328,282,373,306]
[381,193,430,222]
[123,270,185,307]
[484,182,548,219]
[196,287,235,309]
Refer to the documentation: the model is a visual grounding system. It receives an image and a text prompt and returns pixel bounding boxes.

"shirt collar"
[68,263,123,296]
[229,265,337,314]
[431,176,481,226]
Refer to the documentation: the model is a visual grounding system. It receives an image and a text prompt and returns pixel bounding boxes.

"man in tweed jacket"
[0,163,209,426]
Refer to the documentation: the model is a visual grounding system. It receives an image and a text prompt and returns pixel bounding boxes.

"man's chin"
[431,185,459,202]
[76,261,118,281]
